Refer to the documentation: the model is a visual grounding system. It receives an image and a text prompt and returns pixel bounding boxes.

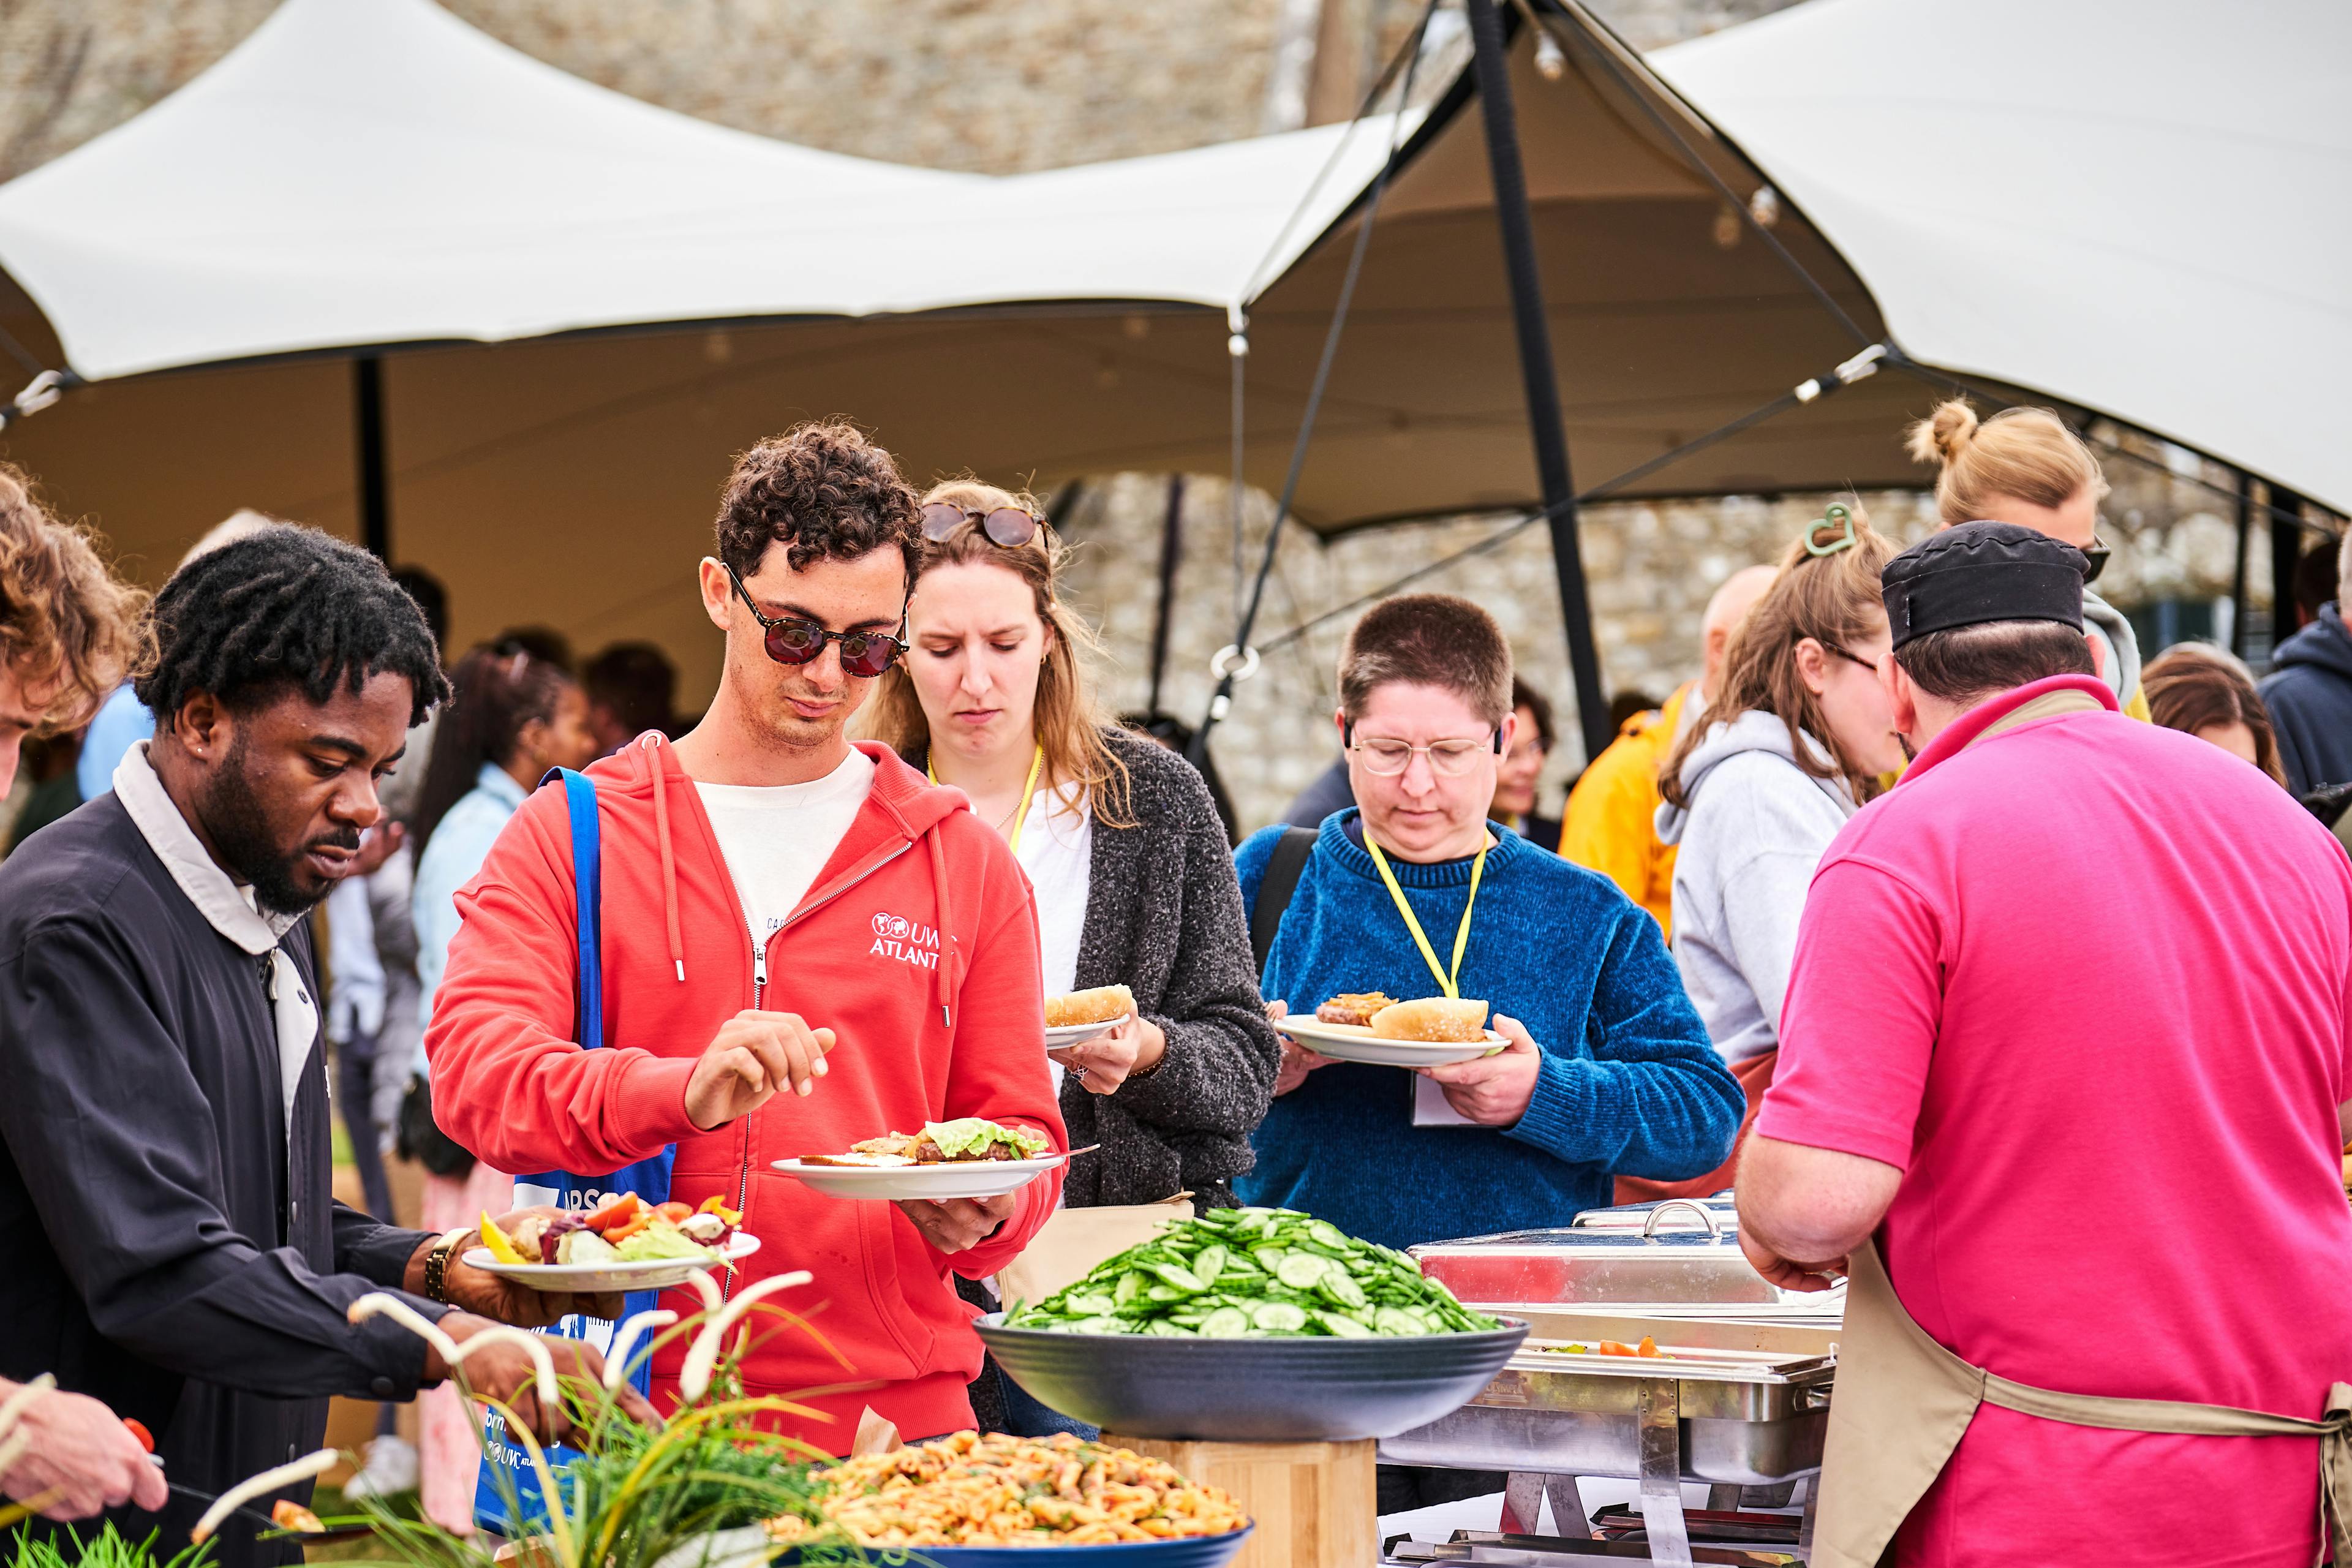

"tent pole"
[2271,483,2305,647]
[1463,0,1610,762]
[1148,473,1187,716]
[353,356,391,559]
[2230,469,2252,660]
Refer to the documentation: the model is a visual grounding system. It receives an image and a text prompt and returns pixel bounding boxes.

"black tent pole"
[1148,473,1186,717]
[2271,483,2306,644]
[354,355,391,559]
[1464,0,1610,762]
[2230,469,2252,660]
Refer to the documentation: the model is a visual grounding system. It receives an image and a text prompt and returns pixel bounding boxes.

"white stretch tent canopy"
[1653,0,2352,515]
[0,0,1400,380]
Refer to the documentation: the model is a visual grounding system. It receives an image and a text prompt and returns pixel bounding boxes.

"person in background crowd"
[1907,396,2149,718]
[381,565,450,825]
[869,479,1278,1434]
[1559,564,1777,933]
[401,641,596,1528]
[2140,643,2288,786]
[0,526,641,1568]
[1606,690,1659,734]
[1490,677,1561,851]
[1238,594,1740,1516]
[74,510,279,804]
[1740,522,2352,1568]
[1279,743,1357,830]
[4,731,86,854]
[489,623,575,674]
[2258,526,2352,794]
[584,640,681,755]
[1638,507,1901,1202]
[2291,537,2340,633]
[428,423,1063,1450]
[0,462,165,1525]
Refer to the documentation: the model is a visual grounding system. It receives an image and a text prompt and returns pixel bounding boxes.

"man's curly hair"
[135,524,451,726]
[0,462,151,731]
[714,421,921,584]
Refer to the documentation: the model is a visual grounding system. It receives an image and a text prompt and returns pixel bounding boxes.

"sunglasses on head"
[921,502,1046,549]
[722,562,908,677]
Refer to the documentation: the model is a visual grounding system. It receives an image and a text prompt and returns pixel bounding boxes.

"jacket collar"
[114,741,300,954]
[1899,673,2118,786]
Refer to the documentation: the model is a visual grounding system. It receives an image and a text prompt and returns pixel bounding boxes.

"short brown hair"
[714,421,921,584]
[1893,619,2095,705]
[1339,594,1512,728]
[0,463,150,731]
[2141,643,2286,785]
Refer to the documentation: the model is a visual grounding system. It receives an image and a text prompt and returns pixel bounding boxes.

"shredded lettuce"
[923,1118,1047,1159]
[616,1219,715,1263]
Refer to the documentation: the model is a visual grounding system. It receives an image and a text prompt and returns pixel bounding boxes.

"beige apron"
[1811,690,2352,1565]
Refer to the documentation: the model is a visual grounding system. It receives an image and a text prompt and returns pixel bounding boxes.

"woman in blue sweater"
[1237,594,1741,1251]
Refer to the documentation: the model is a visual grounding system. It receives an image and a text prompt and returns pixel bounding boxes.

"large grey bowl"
[974,1314,1528,1442]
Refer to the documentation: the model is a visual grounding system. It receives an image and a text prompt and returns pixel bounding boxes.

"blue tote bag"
[474,768,678,1532]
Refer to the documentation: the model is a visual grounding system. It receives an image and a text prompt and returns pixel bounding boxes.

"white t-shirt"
[696,750,875,965]
[1016,786,1093,1094]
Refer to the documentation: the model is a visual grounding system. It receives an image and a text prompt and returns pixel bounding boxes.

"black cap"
[1882,521,2087,649]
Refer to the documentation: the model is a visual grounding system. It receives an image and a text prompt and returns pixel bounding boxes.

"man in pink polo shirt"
[1739,522,2352,1568]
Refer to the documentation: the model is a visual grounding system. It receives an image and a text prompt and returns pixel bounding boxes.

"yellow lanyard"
[931,744,1046,858]
[1365,834,1487,1000]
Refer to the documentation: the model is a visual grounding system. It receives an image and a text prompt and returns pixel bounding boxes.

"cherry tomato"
[121,1418,154,1453]
[654,1201,693,1224]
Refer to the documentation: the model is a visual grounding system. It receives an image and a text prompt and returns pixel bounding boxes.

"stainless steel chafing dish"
[1381,1316,1836,1566]
[1570,1196,1737,1232]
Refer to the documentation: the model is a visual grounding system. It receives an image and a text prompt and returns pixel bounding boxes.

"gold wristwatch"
[424,1226,473,1303]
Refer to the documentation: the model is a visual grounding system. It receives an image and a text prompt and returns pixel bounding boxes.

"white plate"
[462,1231,760,1293]
[773,1155,1065,1201]
[1044,1014,1129,1049]
[1272,1012,1507,1067]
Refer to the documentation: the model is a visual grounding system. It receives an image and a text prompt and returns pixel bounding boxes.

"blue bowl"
[788,1527,1252,1567]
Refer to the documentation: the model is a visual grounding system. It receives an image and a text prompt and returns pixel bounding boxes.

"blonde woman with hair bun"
[1907,397,2148,718]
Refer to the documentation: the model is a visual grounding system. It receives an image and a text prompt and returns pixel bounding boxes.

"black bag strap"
[1250,826,1318,978]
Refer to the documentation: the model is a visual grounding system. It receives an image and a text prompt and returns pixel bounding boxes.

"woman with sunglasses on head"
[1909,397,2147,718]
[1640,506,1903,1199]
[872,482,1280,1208]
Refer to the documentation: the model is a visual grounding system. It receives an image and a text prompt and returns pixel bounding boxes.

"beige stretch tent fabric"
[1653,0,2352,518]
[0,0,1921,690]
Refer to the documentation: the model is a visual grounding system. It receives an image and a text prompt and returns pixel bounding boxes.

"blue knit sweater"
[1234,812,1741,1251]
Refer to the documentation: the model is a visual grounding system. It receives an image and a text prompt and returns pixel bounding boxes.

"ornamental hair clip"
[1806,503,1858,557]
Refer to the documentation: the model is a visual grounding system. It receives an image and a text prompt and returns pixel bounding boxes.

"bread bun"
[1370,997,1490,1042]
[1046,984,1135,1027]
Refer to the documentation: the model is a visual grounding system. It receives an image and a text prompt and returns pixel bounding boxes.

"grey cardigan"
[1062,727,1281,1209]
[916,726,1278,1210]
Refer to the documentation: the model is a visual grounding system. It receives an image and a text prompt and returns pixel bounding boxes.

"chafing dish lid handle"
[1642,1199,1724,1240]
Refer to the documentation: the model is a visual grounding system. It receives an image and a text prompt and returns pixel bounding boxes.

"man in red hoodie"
[426,423,1063,1446]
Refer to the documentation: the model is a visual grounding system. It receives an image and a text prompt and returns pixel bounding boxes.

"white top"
[696,749,875,962]
[1017,786,1095,996]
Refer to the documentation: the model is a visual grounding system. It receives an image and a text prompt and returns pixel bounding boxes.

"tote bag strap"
[557,767,603,1049]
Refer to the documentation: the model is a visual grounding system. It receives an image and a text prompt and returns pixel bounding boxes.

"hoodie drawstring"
[641,732,685,982]
[927,824,959,1030]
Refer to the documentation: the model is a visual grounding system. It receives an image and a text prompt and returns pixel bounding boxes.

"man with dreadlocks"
[0,526,653,1568]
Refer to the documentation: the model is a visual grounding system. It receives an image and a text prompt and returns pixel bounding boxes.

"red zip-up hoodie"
[425,735,1063,1447]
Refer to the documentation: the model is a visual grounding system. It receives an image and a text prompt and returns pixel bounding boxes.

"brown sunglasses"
[921,502,1046,548]
[722,562,908,678]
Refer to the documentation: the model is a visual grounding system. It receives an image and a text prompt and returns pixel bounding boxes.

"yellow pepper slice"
[479,1210,529,1265]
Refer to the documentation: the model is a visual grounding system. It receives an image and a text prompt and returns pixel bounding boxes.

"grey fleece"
[2083,588,2141,707]
[1654,711,1859,1063]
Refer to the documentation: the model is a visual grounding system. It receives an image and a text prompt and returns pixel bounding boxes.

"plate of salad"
[775,1118,1066,1201]
[465,1195,760,1292]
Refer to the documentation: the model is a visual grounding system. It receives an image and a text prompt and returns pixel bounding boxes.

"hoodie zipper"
[718,841,913,1298]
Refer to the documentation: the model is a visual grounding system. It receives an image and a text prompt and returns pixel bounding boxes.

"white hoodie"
[1653,710,1860,1063]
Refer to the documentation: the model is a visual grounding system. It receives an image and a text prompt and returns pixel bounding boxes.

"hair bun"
[1905,398,1978,467]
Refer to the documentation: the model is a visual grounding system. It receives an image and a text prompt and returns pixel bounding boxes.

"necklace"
[1365,834,1488,999]
[930,744,1047,858]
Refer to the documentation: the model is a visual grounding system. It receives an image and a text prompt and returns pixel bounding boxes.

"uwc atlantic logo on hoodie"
[870,910,941,971]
